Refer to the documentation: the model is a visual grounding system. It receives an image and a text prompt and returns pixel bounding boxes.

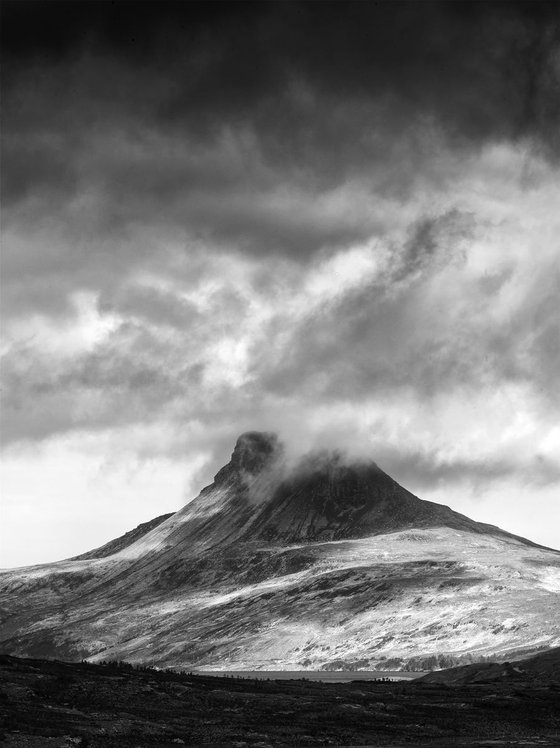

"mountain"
[1,432,559,671]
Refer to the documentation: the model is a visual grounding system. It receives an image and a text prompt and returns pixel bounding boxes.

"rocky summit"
[1,432,559,671]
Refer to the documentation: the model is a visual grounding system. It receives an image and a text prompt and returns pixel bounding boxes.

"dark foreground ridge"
[419,646,560,685]
[1,654,560,747]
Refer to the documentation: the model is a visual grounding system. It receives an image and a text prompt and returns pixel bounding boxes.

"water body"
[193,670,428,682]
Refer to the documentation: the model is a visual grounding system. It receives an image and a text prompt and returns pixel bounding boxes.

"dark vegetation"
[1,654,560,747]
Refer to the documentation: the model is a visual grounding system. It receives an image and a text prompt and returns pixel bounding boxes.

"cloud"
[5,2,559,146]
[3,2,559,245]
[1,2,559,564]
[2,2,558,343]
[2,144,558,480]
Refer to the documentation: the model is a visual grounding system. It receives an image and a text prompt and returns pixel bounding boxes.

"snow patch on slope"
[538,568,560,593]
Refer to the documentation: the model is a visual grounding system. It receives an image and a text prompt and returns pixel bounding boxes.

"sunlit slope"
[1,433,559,670]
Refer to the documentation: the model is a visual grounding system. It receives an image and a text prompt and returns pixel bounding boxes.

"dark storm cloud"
[3,1,559,150]
[2,1,559,343]
[1,0,559,507]
[2,1,559,243]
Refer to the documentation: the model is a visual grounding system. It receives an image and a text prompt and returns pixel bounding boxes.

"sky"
[1,1,559,567]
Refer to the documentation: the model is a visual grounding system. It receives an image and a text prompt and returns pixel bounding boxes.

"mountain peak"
[213,431,282,485]
[189,433,553,550]
[206,433,500,544]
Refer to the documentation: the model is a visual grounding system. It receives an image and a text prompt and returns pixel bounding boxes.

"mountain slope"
[72,513,174,561]
[1,432,559,671]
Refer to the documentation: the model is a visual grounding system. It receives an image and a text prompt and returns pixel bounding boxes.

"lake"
[193,670,428,682]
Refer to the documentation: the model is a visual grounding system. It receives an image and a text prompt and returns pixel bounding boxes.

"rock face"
[1,432,559,671]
